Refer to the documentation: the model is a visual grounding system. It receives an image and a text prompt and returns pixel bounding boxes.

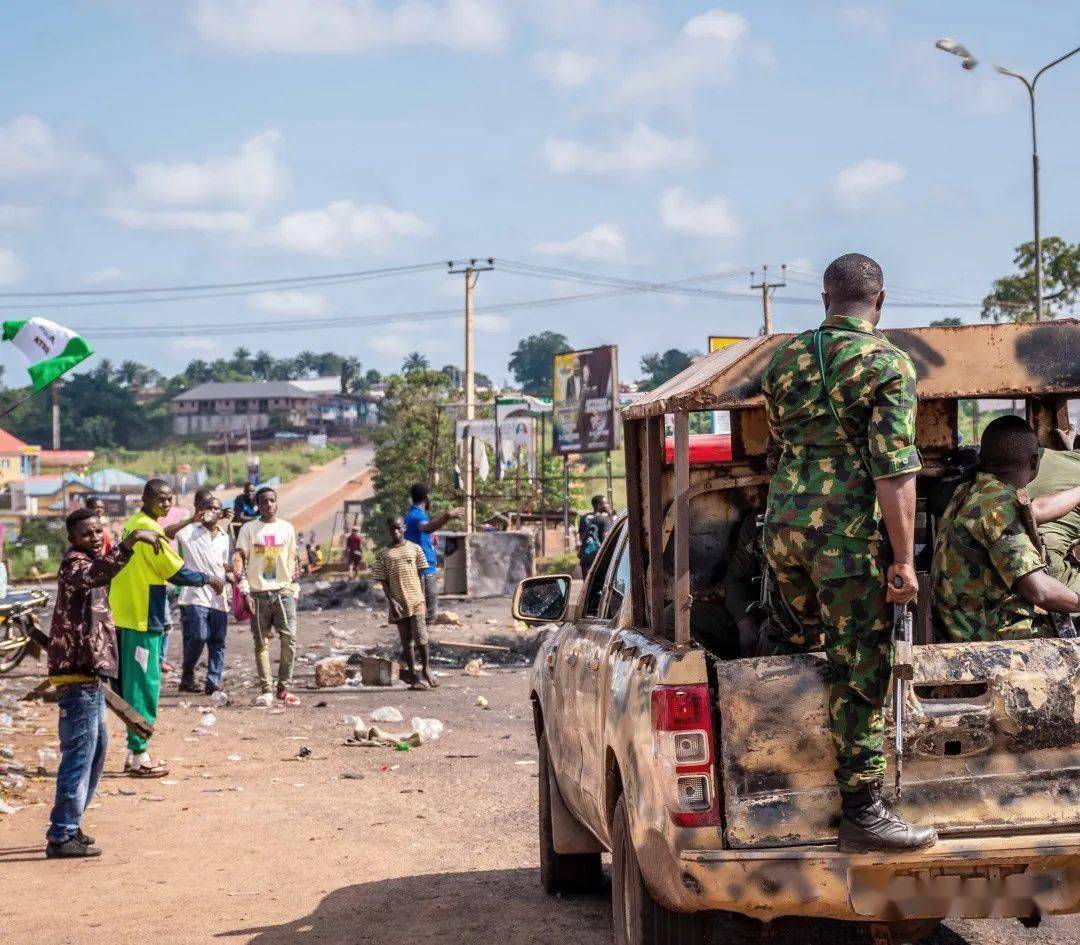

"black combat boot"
[837,783,938,853]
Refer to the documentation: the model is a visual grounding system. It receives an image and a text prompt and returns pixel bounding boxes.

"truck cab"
[516,320,1080,945]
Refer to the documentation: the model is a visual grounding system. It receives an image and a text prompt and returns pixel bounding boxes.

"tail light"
[651,684,720,827]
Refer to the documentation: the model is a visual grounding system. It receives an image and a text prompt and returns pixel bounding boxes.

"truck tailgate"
[714,639,1080,848]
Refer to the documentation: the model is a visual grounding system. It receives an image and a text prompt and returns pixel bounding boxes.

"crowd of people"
[41,474,466,859]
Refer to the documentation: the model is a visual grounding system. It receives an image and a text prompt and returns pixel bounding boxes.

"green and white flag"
[2,317,93,392]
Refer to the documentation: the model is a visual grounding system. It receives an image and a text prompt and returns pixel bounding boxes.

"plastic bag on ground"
[370,706,404,723]
[411,717,444,742]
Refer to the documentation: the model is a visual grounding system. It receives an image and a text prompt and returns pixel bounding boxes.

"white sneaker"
[253,692,274,707]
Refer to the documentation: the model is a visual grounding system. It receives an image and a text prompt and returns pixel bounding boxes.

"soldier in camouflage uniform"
[933,415,1080,641]
[762,252,937,853]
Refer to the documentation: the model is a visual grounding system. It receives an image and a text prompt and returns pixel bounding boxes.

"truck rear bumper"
[674,831,1080,921]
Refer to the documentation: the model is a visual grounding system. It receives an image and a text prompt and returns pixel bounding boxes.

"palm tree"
[295,350,318,378]
[230,346,253,375]
[117,360,147,388]
[252,350,275,380]
[402,351,429,374]
[340,357,361,394]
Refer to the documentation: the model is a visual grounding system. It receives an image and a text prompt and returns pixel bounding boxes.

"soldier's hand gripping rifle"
[892,576,914,801]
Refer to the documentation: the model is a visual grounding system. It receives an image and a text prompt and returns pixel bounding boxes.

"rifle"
[891,577,914,801]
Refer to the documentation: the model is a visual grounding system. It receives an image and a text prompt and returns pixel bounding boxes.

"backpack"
[580,516,601,558]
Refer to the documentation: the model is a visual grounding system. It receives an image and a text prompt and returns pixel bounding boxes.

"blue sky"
[0,1,1076,386]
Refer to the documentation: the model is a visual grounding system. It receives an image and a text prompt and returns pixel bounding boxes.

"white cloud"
[170,335,223,355]
[127,130,288,210]
[610,8,760,107]
[534,222,629,262]
[533,49,602,89]
[105,206,254,233]
[0,114,104,180]
[832,158,906,211]
[247,290,333,315]
[85,266,132,284]
[543,123,702,177]
[262,199,433,257]
[0,248,24,285]
[659,188,742,240]
[191,0,508,54]
[0,205,40,227]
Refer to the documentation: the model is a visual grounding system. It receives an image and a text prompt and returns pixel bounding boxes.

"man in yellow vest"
[110,479,223,777]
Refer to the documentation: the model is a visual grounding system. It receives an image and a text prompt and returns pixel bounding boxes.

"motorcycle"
[0,589,51,674]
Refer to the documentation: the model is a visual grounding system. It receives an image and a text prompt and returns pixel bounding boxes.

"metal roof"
[623,319,1080,419]
[172,381,315,402]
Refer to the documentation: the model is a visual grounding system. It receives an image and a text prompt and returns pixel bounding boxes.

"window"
[957,399,1027,446]
[604,537,631,620]
[584,524,623,617]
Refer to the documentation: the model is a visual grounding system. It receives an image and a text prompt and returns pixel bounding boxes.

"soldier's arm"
[1015,569,1080,613]
[1032,485,1080,525]
[869,353,922,603]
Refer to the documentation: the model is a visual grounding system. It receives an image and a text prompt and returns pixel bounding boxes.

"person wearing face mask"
[172,488,234,696]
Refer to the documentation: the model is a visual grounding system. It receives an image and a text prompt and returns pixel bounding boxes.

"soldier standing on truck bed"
[761,252,938,853]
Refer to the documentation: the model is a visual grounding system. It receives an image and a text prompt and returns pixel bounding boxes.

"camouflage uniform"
[932,472,1051,642]
[762,314,921,793]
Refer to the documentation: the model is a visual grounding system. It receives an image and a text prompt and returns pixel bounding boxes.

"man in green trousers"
[110,479,223,777]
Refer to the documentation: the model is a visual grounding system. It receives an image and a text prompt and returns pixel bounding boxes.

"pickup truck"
[515,320,1080,945]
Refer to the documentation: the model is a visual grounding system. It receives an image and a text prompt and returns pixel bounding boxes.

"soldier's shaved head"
[822,253,885,321]
[980,414,1040,483]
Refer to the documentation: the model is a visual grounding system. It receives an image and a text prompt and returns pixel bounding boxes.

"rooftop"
[0,427,37,454]
[173,380,315,402]
[624,319,1080,420]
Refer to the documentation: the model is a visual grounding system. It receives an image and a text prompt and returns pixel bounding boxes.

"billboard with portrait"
[552,345,618,455]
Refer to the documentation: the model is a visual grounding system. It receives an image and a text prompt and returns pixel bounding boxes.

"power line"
[0,261,448,300]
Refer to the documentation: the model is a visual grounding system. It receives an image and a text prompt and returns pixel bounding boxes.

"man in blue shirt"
[403,482,463,626]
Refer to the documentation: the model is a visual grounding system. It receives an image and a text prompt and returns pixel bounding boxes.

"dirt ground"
[1,590,1078,945]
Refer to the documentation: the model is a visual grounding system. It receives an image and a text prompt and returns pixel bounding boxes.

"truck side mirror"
[513,575,572,625]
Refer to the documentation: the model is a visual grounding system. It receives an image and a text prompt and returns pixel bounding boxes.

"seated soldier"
[1028,425,1080,595]
[932,415,1080,642]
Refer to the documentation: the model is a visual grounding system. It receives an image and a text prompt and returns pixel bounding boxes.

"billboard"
[552,345,618,455]
[708,335,750,353]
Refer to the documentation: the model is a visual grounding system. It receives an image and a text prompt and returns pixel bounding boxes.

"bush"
[536,553,579,578]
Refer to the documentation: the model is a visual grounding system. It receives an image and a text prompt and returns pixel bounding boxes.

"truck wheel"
[611,795,714,945]
[538,733,604,894]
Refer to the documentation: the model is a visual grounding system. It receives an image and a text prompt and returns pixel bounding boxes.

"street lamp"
[937,39,1080,321]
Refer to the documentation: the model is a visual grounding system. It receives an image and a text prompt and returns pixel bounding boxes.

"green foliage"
[402,352,430,374]
[536,553,579,576]
[7,518,67,580]
[93,442,342,487]
[369,371,458,544]
[509,331,570,396]
[638,348,695,391]
[929,317,962,327]
[982,236,1080,323]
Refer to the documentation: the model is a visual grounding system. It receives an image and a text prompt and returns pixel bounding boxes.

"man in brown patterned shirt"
[46,507,161,858]
[372,516,434,690]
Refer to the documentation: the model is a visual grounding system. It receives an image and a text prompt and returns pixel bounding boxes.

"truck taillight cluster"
[651,685,720,827]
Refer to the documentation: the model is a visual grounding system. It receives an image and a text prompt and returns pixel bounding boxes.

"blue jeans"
[180,605,228,688]
[47,683,107,844]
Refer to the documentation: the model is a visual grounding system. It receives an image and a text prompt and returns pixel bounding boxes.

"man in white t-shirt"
[234,487,301,707]
[175,490,233,696]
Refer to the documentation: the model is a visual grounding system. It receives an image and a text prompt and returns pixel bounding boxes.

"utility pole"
[51,382,61,449]
[750,264,786,335]
[447,258,494,533]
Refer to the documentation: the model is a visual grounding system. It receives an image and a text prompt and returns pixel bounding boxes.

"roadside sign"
[708,336,750,352]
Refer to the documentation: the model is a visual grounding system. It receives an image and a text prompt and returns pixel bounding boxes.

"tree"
[369,371,456,542]
[230,347,253,375]
[340,357,361,394]
[402,351,429,374]
[508,331,570,396]
[117,360,150,388]
[929,317,962,328]
[295,350,319,377]
[440,364,462,387]
[364,368,382,386]
[251,350,275,380]
[638,349,694,391]
[982,236,1080,323]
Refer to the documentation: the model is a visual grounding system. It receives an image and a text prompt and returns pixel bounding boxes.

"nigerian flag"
[2,317,93,392]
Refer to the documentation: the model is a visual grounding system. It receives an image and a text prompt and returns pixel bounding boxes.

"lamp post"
[936,39,1080,321]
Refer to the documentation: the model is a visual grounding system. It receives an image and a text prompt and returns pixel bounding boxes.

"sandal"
[128,763,169,778]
